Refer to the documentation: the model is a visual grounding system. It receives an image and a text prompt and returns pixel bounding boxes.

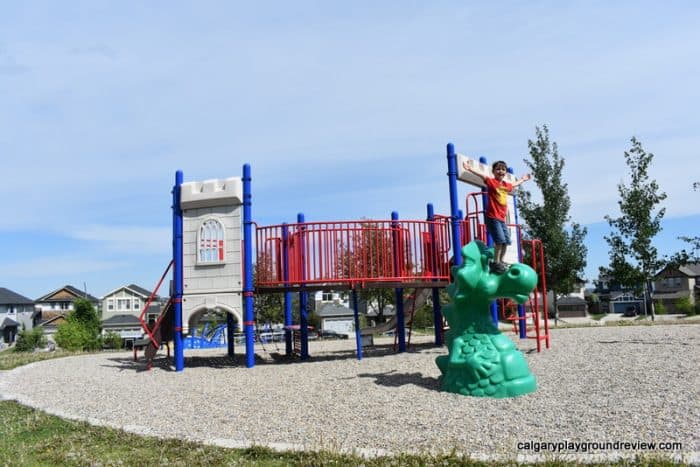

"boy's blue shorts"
[485,217,511,245]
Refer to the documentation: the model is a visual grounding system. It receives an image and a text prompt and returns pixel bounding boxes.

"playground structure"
[137,143,550,371]
[183,323,229,349]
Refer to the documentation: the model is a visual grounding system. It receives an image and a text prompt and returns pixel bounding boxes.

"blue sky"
[2,2,699,299]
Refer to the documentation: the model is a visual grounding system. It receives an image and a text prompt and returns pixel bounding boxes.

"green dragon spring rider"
[436,240,539,398]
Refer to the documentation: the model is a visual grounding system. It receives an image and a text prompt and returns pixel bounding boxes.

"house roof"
[655,262,700,278]
[101,284,157,300]
[35,285,99,303]
[366,304,396,317]
[678,263,700,277]
[0,316,19,329]
[38,314,67,327]
[557,296,587,305]
[102,314,142,326]
[316,303,354,317]
[0,288,34,305]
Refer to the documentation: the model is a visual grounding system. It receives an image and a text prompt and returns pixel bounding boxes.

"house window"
[117,299,131,310]
[134,299,141,311]
[60,302,70,310]
[198,218,225,264]
[322,292,334,302]
[107,299,114,311]
[674,277,682,287]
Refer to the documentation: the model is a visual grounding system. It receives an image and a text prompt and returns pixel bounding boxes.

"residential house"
[0,288,37,344]
[554,296,588,318]
[549,277,588,318]
[100,284,163,344]
[101,284,159,321]
[312,290,349,310]
[101,314,145,349]
[316,302,355,335]
[652,262,700,314]
[34,285,100,340]
[35,285,100,316]
[592,275,641,314]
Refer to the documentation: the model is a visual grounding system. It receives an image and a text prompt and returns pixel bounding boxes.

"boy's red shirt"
[485,177,513,221]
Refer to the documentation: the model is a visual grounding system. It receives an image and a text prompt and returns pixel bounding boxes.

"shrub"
[55,321,90,351]
[102,332,123,349]
[654,300,667,315]
[691,302,700,317]
[14,327,47,352]
[675,297,694,315]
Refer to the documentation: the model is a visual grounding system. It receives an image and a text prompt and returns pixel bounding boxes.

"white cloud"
[67,225,171,255]
[0,256,127,280]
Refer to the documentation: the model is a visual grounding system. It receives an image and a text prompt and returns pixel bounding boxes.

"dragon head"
[448,240,538,312]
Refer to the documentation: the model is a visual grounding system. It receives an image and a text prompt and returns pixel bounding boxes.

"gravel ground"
[1,324,698,464]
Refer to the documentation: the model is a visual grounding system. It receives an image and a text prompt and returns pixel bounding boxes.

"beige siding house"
[652,263,700,313]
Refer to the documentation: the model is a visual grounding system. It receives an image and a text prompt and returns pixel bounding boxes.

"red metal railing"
[522,238,550,351]
[255,220,453,288]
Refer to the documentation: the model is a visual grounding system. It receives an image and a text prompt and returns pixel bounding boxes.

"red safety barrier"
[255,220,454,288]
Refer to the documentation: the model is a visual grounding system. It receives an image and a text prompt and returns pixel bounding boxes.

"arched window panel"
[198,218,226,264]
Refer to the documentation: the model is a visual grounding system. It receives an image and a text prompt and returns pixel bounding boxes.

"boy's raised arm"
[512,173,532,188]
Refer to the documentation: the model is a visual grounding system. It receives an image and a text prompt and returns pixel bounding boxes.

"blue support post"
[297,213,309,360]
[243,164,255,368]
[173,171,184,371]
[446,143,463,267]
[391,211,406,353]
[226,312,235,357]
[282,223,293,356]
[427,203,443,346]
[352,289,362,360]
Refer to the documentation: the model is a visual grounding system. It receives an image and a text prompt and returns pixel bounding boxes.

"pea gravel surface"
[1,324,698,464]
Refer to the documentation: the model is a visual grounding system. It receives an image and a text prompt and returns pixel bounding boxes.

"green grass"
[0,348,90,371]
[0,400,687,466]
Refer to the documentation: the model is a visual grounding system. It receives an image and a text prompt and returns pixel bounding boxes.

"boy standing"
[463,159,531,273]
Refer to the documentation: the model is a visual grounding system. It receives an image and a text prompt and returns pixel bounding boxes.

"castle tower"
[179,177,243,333]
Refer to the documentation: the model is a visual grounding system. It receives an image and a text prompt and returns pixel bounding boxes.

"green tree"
[516,125,588,321]
[600,137,667,320]
[668,236,700,266]
[338,222,397,323]
[55,298,102,351]
[253,251,285,325]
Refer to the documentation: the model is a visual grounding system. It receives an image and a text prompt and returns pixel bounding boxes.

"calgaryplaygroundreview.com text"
[517,440,684,454]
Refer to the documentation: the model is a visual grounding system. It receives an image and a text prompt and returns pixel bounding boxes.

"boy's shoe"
[490,262,508,274]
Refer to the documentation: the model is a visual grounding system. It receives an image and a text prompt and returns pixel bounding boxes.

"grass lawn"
[0,348,87,371]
